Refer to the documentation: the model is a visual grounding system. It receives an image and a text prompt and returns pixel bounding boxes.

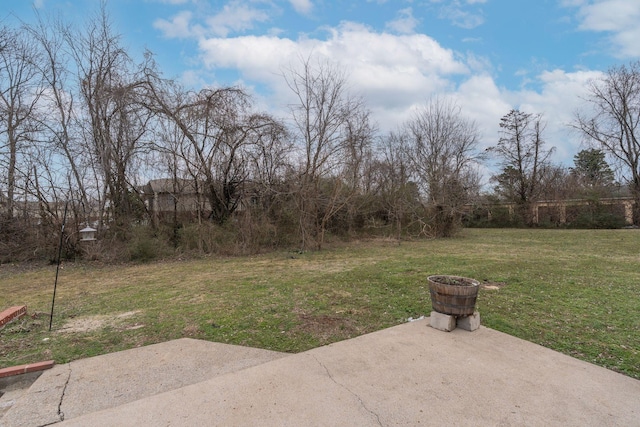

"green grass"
[1,229,638,379]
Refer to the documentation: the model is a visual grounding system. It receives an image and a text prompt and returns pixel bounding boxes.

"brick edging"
[0,305,27,328]
[0,361,55,378]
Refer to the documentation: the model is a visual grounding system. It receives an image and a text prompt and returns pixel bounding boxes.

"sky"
[3,0,640,172]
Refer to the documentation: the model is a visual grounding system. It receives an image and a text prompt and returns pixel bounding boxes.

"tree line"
[1,6,639,262]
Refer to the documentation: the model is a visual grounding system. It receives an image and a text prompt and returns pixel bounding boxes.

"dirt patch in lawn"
[294,313,360,341]
[480,280,507,291]
[57,310,143,333]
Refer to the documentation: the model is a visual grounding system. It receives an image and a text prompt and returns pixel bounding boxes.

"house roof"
[143,179,203,195]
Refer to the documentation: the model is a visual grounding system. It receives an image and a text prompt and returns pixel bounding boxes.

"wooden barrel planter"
[428,275,479,316]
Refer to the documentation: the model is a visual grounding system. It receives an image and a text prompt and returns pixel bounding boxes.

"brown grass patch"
[57,311,142,333]
[293,313,360,341]
[480,280,507,291]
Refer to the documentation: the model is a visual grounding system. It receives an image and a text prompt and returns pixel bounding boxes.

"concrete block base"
[456,311,481,331]
[429,311,481,332]
[429,311,456,332]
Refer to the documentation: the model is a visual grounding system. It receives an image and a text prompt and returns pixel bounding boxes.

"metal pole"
[49,201,68,331]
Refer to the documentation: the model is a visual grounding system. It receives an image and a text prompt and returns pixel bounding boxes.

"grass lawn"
[1,228,638,379]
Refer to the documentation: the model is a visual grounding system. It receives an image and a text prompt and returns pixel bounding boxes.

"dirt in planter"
[430,276,477,286]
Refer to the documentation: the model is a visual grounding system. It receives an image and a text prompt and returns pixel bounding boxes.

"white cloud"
[435,0,485,29]
[154,1,274,39]
[197,21,469,129]
[450,69,602,166]
[578,0,639,31]
[192,19,597,167]
[179,69,210,88]
[385,8,419,34]
[289,0,313,15]
[206,1,271,37]
[198,22,466,88]
[510,69,603,162]
[198,35,299,81]
[442,9,484,29]
[453,74,511,150]
[568,0,640,57]
[611,26,640,57]
[154,11,195,39]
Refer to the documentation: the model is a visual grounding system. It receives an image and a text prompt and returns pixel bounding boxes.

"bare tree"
[245,114,291,218]
[26,14,95,231]
[65,6,155,230]
[172,87,251,225]
[146,77,287,225]
[284,56,373,249]
[0,25,45,222]
[371,131,420,238]
[338,107,376,236]
[574,61,640,222]
[402,98,483,236]
[489,109,554,225]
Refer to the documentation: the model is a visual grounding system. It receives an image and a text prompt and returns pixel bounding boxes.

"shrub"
[127,227,172,262]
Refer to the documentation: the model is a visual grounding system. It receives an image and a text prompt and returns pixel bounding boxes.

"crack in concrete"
[56,364,72,422]
[311,355,383,426]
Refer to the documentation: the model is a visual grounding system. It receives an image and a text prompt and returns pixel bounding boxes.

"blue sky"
[3,0,640,167]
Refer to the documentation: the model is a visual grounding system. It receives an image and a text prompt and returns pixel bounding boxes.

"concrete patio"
[1,317,639,426]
